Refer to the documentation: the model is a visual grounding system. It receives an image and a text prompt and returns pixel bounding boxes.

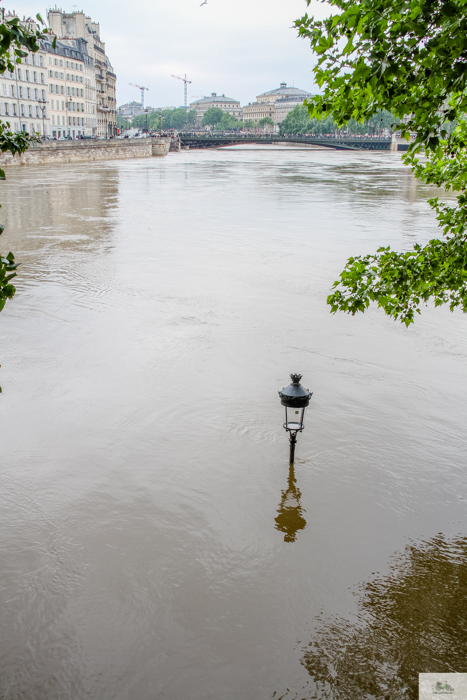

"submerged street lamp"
[278,374,313,465]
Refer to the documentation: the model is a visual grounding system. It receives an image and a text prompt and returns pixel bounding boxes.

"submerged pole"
[289,433,297,465]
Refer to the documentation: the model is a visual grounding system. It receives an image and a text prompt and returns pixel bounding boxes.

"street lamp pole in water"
[278,374,313,465]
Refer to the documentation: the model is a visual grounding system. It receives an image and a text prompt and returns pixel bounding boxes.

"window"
[18,87,22,98]
[61,86,64,95]
[42,90,46,101]
[59,60,63,67]
[62,116,65,125]
[60,73,64,80]
[52,114,55,125]
[33,71,37,83]
[9,85,14,98]
[40,56,44,67]
[48,57,52,64]
[1,85,5,97]
[54,58,58,66]
[41,73,44,84]
[20,104,24,117]
[25,70,29,81]
[51,99,54,110]
[17,69,21,80]
[61,100,64,110]
[28,105,32,117]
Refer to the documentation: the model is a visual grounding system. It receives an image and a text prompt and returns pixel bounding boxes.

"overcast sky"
[14,0,325,108]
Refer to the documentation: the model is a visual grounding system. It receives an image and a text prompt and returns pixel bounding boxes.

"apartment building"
[41,37,92,138]
[48,10,117,137]
[0,14,48,135]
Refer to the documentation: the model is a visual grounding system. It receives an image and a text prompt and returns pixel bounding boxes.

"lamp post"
[278,374,313,465]
[37,97,47,137]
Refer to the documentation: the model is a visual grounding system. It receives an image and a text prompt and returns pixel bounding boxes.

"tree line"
[120,106,275,132]
[279,105,397,135]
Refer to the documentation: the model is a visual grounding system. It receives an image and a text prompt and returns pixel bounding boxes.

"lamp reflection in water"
[274,464,307,542]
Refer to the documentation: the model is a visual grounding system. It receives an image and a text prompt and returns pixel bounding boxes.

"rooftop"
[190,93,240,105]
[257,82,311,98]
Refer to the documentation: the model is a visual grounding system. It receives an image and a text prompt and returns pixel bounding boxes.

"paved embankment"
[0,137,172,167]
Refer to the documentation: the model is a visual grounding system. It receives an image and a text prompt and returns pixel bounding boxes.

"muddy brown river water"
[0,146,466,699]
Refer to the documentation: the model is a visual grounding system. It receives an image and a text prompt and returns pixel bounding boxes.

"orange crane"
[129,83,149,110]
[171,74,192,108]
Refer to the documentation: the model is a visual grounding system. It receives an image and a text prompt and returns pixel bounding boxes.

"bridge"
[178,133,393,151]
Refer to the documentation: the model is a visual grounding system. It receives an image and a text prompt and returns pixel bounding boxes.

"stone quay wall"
[0,137,172,167]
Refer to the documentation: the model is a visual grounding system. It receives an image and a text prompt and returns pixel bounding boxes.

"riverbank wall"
[0,137,172,167]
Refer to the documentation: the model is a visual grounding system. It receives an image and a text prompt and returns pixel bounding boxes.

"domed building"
[256,83,311,105]
[243,83,312,127]
[189,93,242,123]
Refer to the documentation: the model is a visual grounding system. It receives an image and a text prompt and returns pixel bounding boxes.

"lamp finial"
[290,373,302,385]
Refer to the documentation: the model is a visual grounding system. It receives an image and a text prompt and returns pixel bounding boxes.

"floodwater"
[1,146,467,700]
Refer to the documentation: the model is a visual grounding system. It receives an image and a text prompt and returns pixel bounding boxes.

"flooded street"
[1,147,466,699]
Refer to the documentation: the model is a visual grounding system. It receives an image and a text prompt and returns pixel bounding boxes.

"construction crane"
[129,83,149,110]
[171,74,192,108]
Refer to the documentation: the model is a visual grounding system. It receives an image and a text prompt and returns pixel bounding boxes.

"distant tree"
[169,108,188,130]
[218,112,238,130]
[187,110,197,128]
[279,105,313,135]
[244,119,255,130]
[258,117,274,129]
[202,107,224,128]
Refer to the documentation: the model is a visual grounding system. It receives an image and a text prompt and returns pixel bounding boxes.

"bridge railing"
[179,132,393,141]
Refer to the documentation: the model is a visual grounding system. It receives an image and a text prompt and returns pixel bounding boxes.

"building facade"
[242,101,275,126]
[189,93,242,123]
[40,36,93,138]
[254,83,312,125]
[0,14,49,135]
[48,9,117,137]
[118,101,143,118]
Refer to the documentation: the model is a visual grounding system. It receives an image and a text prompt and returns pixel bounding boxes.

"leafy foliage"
[296,0,467,323]
[218,111,239,129]
[0,246,18,313]
[258,116,274,128]
[129,108,197,131]
[201,107,224,128]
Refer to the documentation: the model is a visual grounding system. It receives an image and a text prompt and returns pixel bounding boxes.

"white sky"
[12,0,324,108]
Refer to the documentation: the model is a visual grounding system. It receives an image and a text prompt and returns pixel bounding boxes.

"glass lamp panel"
[285,406,305,431]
